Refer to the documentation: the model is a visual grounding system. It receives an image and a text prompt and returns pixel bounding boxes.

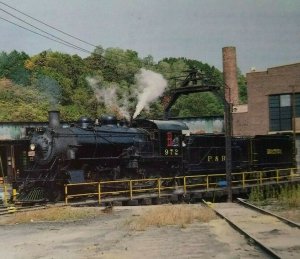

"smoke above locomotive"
[87,68,168,120]
[133,69,168,118]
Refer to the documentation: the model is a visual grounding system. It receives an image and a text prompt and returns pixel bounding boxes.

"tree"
[26,51,93,107]
[0,46,247,122]
[84,46,105,73]
[102,48,142,84]
[0,78,49,121]
[170,92,223,117]
[237,69,247,104]
[0,50,31,85]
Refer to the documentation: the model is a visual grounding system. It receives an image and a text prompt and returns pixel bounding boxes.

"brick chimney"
[222,47,239,105]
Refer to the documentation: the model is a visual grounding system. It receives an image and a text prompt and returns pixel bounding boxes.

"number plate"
[28,151,35,157]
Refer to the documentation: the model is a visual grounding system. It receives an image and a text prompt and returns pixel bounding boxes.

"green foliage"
[249,184,300,208]
[237,69,247,104]
[60,104,89,121]
[171,93,223,117]
[84,46,105,75]
[102,48,142,84]
[278,184,300,208]
[0,50,31,85]
[0,80,49,121]
[158,58,189,82]
[248,186,265,205]
[0,46,248,122]
[27,51,91,105]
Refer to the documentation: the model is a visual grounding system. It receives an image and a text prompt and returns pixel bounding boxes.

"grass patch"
[249,184,300,208]
[126,205,216,231]
[278,185,300,208]
[6,206,104,224]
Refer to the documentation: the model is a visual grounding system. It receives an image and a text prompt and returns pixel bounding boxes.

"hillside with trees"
[0,47,247,122]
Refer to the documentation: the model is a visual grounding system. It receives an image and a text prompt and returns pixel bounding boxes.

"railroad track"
[0,204,56,216]
[204,199,300,259]
[237,198,300,229]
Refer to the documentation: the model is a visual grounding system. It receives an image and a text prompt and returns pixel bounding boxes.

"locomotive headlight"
[30,144,36,151]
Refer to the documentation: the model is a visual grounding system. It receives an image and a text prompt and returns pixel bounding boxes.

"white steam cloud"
[87,69,167,120]
[133,69,167,118]
[86,77,131,119]
[36,76,62,110]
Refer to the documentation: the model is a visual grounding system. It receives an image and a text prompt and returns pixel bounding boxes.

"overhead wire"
[0,6,93,54]
[0,0,96,48]
[0,16,91,54]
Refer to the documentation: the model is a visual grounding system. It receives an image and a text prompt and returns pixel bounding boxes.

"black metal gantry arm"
[164,69,220,119]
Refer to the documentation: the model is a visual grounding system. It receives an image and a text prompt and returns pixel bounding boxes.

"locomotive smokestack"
[222,46,239,105]
[48,110,60,128]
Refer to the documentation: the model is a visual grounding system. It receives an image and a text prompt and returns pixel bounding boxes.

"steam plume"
[87,69,167,120]
[36,76,61,110]
[133,69,167,119]
[87,77,131,119]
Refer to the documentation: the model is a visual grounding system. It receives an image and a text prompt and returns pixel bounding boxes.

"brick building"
[233,63,300,136]
[232,63,300,167]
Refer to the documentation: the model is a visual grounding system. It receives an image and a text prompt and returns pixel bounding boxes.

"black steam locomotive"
[17,111,294,201]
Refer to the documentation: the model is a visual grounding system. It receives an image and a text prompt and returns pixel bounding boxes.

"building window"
[295,94,300,117]
[269,93,300,131]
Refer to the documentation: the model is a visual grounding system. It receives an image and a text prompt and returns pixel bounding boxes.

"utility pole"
[224,99,233,202]
[290,85,297,170]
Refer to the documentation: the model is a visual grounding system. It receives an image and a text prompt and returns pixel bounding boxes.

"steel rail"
[237,198,300,229]
[0,204,65,217]
[202,200,282,259]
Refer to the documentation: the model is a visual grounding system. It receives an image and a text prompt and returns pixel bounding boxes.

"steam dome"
[100,115,117,126]
[77,117,93,129]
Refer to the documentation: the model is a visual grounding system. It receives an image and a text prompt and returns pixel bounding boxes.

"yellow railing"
[64,167,300,205]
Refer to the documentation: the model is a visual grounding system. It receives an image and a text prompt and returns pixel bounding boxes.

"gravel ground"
[0,205,266,259]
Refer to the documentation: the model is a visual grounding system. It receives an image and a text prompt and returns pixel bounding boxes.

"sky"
[0,0,299,74]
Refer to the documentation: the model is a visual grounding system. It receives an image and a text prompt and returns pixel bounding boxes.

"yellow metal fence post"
[3,185,7,206]
[98,182,101,205]
[64,185,68,205]
[129,180,133,200]
[242,172,245,188]
[158,178,161,198]
[206,175,209,190]
[12,188,17,202]
[183,177,187,194]
[260,171,263,185]
[276,170,279,183]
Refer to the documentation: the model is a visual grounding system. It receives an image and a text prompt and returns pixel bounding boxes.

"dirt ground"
[0,204,268,259]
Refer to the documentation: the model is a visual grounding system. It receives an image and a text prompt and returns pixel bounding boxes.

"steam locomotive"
[17,111,294,201]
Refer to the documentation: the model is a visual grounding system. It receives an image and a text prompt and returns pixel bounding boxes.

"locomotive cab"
[133,119,188,158]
